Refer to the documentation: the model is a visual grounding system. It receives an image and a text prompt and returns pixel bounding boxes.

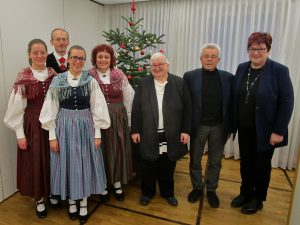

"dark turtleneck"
[201,68,223,126]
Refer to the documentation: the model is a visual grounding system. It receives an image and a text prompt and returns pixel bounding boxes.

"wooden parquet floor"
[0,155,294,225]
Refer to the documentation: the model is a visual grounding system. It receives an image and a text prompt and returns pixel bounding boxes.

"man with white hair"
[131,52,192,206]
[184,43,233,208]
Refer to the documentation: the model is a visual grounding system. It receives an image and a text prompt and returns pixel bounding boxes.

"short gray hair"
[150,52,170,65]
[199,43,221,58]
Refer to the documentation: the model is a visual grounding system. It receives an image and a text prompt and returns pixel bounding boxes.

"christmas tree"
[103,0,165,87]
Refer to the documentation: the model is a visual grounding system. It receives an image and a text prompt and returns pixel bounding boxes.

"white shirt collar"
[31,68,48,81]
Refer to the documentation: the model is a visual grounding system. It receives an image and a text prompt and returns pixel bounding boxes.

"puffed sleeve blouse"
[39,70,110,140]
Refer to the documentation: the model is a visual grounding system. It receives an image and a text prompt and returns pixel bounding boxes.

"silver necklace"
[245,67,261,104]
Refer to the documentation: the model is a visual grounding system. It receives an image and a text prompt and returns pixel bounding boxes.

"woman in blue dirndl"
[40,45,110,223]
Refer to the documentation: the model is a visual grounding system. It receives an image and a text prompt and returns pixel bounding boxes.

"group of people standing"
[4,29,294,224]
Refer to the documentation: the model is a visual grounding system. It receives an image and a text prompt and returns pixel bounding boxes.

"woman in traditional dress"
[39,45,110,224]
[88,44,134,201]
[4,39,57,218]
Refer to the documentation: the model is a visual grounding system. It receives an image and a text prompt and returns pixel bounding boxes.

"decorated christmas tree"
[103,0,165,86]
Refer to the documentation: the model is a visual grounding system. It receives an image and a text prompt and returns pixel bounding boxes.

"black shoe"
[68,202,78,220]
[231,194,248,208]
[114,188,125,201]
[207,191,219,208]
[49,195,62,209]
[188,189,203,203]
[140,195,151,206]
[241,198,263,214]
[36,201,47,219]
[99,193,110,203]
[79,206,88,224]
[165,197,178,206]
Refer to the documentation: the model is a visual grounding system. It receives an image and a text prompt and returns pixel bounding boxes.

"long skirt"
[50,108,107,200]
[101,103,133,186]
[17,106,50,201]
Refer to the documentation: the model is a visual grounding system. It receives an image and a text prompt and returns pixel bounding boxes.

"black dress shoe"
[207,191,219,208]
[68,203,78,220]
[241,198,263,214]
[114,188,125,201]
[231,194,248,208]
[79,206,88,224]
[188,189,204,203]
[49,195,61,209]
[140,195,151,206]
[36,201,47,219]
[165,197,178,206]
[99,193,110,202]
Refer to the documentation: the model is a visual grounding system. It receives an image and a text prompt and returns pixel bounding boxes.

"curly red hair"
[247,32,272,51]
[91,44,116,69]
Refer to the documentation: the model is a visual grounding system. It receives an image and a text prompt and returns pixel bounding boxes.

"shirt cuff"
[95,129,101,138]
[16,127,25,139]
[49,129,57,140]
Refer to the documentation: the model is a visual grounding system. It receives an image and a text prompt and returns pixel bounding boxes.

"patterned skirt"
[101,103,133,186]
[50,108,106,200]
[17,106,50,201]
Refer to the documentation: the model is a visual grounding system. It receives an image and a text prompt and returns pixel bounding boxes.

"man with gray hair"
[132,52,192,206]
[183,43,233,208]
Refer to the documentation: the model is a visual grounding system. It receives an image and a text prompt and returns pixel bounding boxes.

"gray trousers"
[189,124,225,191]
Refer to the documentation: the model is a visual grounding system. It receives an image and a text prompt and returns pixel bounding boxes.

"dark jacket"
[234,58,294,151]
[46,53,68,74]
[183,68,234,143]
[131,73,192,161]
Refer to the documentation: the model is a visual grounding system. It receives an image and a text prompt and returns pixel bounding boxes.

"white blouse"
[39,71,111,140]
[96,69,135,126]
[4,68,48,139]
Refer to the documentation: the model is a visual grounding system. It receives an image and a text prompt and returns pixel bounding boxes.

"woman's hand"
[270,133,283,146]
[50,139,59,153]
[17,138,27,150]
[131,133,141,143]
[180,133,190,145]
[95,138,101,149]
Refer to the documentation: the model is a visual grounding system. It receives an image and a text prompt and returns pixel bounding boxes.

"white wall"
[0,0,104,202]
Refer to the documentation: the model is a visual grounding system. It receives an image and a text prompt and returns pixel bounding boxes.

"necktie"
[59,57,67,71]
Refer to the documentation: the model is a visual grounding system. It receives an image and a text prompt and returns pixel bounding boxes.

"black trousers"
[140,153,176,198]
[238,127,274,201]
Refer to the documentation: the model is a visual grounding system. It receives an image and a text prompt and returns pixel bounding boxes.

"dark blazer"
[46,52,68,73]
[183,68,234,143]
[234,58,294,151]
[131,73,192,162]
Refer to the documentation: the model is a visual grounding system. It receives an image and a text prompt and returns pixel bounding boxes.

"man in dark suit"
[131,52,192,207]
[46,28,69,73]
[183,43,233,208]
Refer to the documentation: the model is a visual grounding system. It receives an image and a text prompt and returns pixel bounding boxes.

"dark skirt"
[17,106,50,201]
[101,103,133,186]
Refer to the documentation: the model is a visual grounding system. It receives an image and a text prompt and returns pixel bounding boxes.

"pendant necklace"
[245,67,261,104]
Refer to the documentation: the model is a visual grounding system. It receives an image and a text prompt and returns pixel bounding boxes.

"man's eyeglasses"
[202,55,218,60]
[151,63,167,69]
[248,48,267,53]
[70,56,86,62]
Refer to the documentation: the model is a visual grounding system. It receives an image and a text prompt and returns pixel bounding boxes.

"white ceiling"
[91,0,150,5]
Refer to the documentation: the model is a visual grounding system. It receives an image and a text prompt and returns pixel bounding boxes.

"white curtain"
[104,0,300,169]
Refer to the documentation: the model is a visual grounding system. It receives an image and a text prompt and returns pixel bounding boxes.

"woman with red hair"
[89,44,134,201]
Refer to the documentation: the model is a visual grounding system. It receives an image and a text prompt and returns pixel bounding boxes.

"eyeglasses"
[53,37,68,42]
[151,63,167,68]
[248,48,267,53]
[70,56,86,62]
[202,55,218,60]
